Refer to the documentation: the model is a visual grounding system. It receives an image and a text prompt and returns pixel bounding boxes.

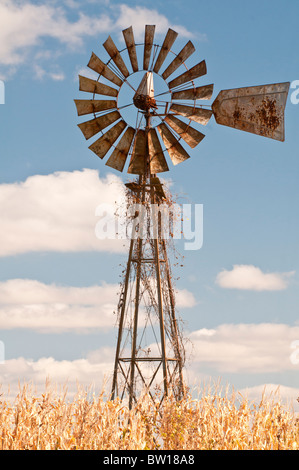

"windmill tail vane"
[74,24,290,407]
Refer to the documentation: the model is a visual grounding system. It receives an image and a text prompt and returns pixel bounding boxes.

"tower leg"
[111,237,134,400]
[153,236,168,397]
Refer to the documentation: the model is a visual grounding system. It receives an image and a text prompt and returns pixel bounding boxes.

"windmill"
[74,25,290,407]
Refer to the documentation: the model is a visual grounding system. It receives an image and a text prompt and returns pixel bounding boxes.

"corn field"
[0,383,299,450]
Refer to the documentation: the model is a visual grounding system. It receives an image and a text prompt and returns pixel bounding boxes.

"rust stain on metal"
[233,109,241,120]
[256,97,280,131]
[212,83,290,141]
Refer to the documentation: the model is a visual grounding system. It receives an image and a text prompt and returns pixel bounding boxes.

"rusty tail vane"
[212,83,290,141]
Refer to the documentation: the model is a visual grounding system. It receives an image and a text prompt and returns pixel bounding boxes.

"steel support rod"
[161,238,184,399]
[111,236,135,400]
[128,174,145,409]
[153,236,169,396]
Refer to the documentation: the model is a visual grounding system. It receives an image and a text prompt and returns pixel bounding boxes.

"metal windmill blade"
[143,25,155,70]
[122,26,139,73]
[153,28,178,74]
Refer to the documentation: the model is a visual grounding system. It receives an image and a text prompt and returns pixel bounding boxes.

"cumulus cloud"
[113,4,196,40]
[188,323,299,374]
[215,265,295,291]
[175,288,197,309]
[0,169,127,257]
[0,278,119,333]
[0,1,199,79]
[0,354,114,399]
[0,278,196,333]
[0,0,111,78]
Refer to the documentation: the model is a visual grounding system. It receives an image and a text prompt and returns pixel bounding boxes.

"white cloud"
[0,1,110,65]
[73,66,98,82]
[188,323,299,374]
[34,64,65,81]
[0,355,114,399]
[114,4,195,40]
[0,278,119,333]
[0,278,196,333]
[175,288,197,308]
[0,1,200,78]
[0,169,127,257]
[216,265,295,291]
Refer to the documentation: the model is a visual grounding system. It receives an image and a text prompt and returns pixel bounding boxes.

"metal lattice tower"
[74,25,290,407]
[110,114,186,406]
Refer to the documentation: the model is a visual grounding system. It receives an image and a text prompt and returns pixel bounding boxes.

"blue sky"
[0,0,298,408]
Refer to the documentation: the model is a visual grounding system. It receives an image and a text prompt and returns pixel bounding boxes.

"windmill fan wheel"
[74,25,214,175]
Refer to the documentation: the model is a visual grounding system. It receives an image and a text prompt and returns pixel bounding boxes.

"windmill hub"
[133,93,157,111]
[133,71,158,111]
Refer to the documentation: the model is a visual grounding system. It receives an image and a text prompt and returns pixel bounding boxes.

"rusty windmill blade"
[122,26,139,73]
[157,122,190,165]
[128,130,147,174]
[106,127,135,171]
[79,75,118,97]
[88,120,127,159]
[148,128,169,173]
[212,82,290,141]
[172,84,214,100]
[169,104,213,126]
[87,52,123,87]
[162,41,195,80]
[153,28,178,74]
[128,128,169,174]
[143,25,155,70]
[165,114,205,148]
[168,60,207,90]
[77,110,121,140]
[74,99,117,116]
[103,36,130,78]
